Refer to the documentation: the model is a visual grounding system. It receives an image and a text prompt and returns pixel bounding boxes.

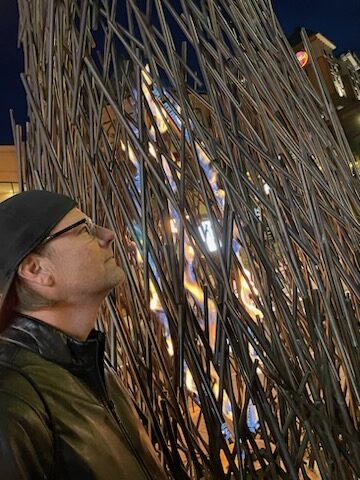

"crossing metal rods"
[15,0,360,478]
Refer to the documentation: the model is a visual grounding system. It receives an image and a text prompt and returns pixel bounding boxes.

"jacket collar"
[0,313,106,370]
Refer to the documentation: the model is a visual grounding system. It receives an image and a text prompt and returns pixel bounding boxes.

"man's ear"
[17,254,55,287]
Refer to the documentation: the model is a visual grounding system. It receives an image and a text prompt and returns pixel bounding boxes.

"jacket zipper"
[95,347,154,480]
[106,399,155,480]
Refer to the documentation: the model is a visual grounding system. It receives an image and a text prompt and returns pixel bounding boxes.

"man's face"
[45,208,125,304]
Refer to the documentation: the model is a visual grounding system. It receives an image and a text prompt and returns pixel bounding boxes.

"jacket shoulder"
[0,371,48,425]
[0,350,54,476]
[0,345,50,428]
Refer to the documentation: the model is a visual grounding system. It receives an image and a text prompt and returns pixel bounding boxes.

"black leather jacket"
[0,314,168,479]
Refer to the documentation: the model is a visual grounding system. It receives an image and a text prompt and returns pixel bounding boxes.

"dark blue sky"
[0,0,359,144]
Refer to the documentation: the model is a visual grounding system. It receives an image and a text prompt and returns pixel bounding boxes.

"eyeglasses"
[42,217,97,245]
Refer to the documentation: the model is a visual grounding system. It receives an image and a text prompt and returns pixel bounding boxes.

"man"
[0,190,167,479]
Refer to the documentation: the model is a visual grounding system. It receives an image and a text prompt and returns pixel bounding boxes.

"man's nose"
[96,225,115,248]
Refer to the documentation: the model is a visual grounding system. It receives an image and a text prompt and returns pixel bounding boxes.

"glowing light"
[162,154,178,192]
[120,141,138,167]
[148,142,156,158]
[296,50,309,68]
[166,336,174,357]
[199,220,217,252]
[239,268,263,320]
[149,281,162,312]
[170,218,178,234]
[263,183,271,195]
[184,242,195,264]
[141,67,168,133]
[196,143,211,166]
[149,279,175,357]
[186,367,197,394]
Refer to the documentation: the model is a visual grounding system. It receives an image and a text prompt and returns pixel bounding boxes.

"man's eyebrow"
[76,218,93,232]
[75,223,86,234]
[74,218,89,230]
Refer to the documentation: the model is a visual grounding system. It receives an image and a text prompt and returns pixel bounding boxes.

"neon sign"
[296,50,309,68]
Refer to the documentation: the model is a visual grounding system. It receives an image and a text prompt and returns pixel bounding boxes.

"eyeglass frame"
[41,217,96,245]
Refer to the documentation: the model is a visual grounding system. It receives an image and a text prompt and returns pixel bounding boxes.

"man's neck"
[19,303,101,341]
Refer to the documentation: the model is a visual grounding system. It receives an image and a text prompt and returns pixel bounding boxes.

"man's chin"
[99,266,126,298]
[110,267,126,289]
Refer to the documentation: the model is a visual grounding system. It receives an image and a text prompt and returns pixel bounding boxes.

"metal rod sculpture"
[14,0,360,478]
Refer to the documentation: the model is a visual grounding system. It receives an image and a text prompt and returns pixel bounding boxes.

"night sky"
[0,0,359,145]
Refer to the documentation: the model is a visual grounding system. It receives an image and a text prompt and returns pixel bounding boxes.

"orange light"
[238,268,263,320]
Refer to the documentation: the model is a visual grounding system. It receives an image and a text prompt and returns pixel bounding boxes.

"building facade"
[290,29,360,164]
[0,145,19,202]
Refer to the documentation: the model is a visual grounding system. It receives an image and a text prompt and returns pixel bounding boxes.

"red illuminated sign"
[296,50,309,68]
